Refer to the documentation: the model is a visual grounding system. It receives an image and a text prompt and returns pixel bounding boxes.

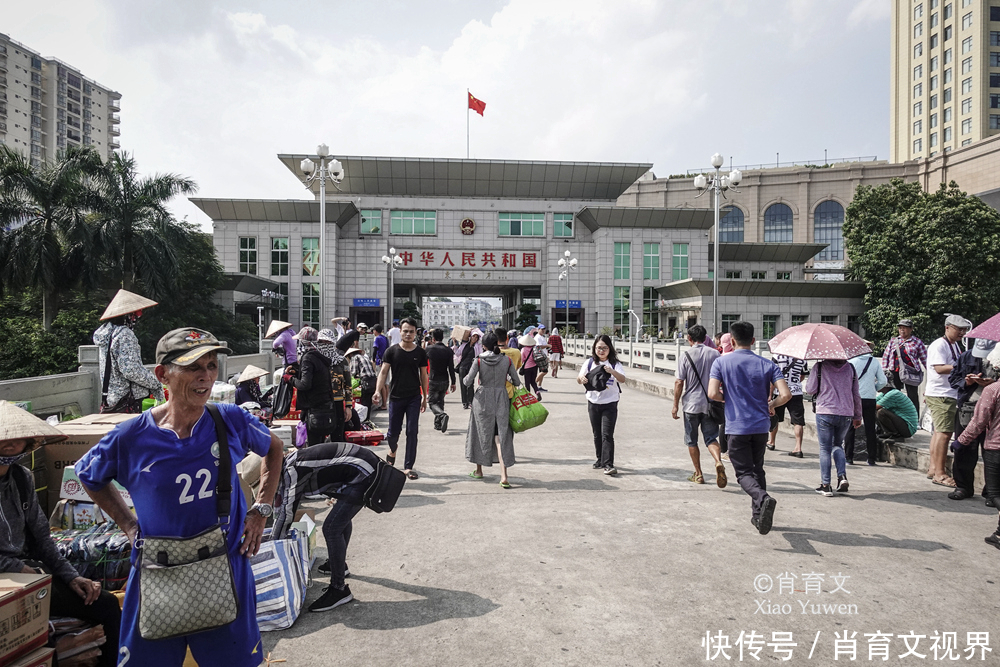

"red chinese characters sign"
[393,250,541,270]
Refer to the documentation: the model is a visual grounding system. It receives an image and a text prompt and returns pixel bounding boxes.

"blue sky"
[6,0,891,228]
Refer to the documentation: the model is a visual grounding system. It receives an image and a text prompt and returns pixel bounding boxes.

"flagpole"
[467,88,470,159]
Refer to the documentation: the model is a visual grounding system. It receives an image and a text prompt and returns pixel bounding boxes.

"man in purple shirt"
[805,360,863,496]
[709,321,791,535]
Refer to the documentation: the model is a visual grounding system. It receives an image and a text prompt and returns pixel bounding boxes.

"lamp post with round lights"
[693,153,742,336]
[299,144,344,327]
[557,250,578,335]
[381,247,404,324]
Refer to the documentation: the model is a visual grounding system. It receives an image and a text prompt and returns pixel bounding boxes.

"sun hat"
[897,318,914,328]
[357,322,368,329]
[945,314,973,330]
[0,401,67,449]
[237,365,269,384]
[344,347,363,357]
[317,328,338,343]
[294,326,319,341]
[265,320,293,338]
[973,338,997,359]
[518,334,536,347]
[155,328,233,366]
[100,289,158,321]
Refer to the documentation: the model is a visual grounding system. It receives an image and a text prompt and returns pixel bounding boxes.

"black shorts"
[773,394,805,426]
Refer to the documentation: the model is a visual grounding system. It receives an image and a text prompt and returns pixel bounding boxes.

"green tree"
[844,178,1000,345]
[515,303,538,332]
[0,146,104,330]
[399,300,421,324]
[92,152,197,297]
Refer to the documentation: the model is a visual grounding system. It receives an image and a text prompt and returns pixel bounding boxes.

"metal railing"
[683,155,879,177]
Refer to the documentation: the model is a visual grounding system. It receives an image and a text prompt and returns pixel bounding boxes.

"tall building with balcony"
[0,33,120,166]
[891,0,1000,161]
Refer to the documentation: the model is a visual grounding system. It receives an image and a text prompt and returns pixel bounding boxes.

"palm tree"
[0,146,104,330]
[92,152,197,297]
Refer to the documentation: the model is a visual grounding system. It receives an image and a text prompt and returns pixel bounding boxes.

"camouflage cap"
[156,327,232,366]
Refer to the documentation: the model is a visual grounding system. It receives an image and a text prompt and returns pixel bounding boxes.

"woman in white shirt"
[577,334,627,475]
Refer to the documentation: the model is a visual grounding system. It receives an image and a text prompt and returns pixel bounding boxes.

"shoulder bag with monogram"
[136,403,239,640]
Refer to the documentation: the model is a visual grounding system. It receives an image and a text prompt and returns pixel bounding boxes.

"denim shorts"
[683,412,720,448]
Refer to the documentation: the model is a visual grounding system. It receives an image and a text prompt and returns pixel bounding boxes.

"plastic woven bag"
[508,386,549,433]
[251,528,310,631]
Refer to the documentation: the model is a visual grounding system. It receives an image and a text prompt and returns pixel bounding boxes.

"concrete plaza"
[263,362,1000,666]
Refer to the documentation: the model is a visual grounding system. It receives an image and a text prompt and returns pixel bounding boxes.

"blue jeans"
[387,394,422,470]
[816,413,851,485]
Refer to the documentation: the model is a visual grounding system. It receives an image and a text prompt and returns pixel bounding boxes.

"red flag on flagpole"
[468,92,486,116]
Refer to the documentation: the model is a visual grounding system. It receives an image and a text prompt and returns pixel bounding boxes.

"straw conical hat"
[266,320,293,338]
[237,365,268,384]
[100,289,158,321]
[0,401,67,449]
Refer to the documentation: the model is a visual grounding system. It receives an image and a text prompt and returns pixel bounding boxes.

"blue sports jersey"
[77,403,271,667]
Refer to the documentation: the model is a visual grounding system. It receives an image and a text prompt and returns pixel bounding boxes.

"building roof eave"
[576,206,716,231]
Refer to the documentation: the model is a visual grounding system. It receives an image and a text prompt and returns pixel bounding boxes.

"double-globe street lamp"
[382,247,404,324]
[693,153,742,336]
[300,144,344,326]
[557,250,578,335]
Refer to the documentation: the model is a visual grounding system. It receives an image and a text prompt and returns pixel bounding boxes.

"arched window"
[813,200,844,260]
[719,207,744,243]
[763,203,794,243]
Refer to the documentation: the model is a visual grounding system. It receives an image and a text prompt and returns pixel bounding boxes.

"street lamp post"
[557,250,578,335]
[381,247,404,324]
[693,153,742,336]
[299,144,344,327]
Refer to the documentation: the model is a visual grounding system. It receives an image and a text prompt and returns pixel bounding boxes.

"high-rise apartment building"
[0,33,120,166]
[890,1,1000,161]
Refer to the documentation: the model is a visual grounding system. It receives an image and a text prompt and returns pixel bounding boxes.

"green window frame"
[499,212,544,237]
[791,315,807,327]
[821,315,838,325]
[643,243,660,280]
[614,242,631,280]
[642,287,659,327]
[751,271,767,280]
[776,271,792,280]
[762,315,779,340]
[721,314,741,334]
[302,237,319,277]
[271,237,288,276]
[725,270,742,279]
[390,210,436,235]
[361,209,382,234]
[239,237,257,274]
[553,213,574,238]
[614,287,630,337]
[302,283,320,328]
[671,243,688,281]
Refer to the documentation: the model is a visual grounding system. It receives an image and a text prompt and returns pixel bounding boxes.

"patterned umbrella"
[767,323,872,361]
[966,313,1000,342]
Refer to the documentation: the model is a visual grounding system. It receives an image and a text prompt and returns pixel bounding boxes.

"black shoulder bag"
[683,351,725,423]
[135,403,239,640]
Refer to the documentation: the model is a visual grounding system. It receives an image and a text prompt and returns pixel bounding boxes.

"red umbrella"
[767,323,872,361]
[966,313,1000,342]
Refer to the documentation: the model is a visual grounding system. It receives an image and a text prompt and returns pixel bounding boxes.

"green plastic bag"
[508,386,549,433]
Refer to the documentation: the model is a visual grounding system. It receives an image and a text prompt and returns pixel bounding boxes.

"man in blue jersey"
[78,328,284,667]
[272,442,382,612]
[708,321,791,535]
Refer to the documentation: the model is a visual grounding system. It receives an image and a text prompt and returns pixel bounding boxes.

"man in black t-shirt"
[374,318,429,478]
[425,328,457,433]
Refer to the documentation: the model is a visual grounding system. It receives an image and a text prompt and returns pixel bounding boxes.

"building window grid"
[763,203,794,243]
[945,106,953,122]
[777,271,792,280]
[553,213,574,237]
[993,32,1000,46]
[945,3,953,20]
[992,53,1000,67]
[945,25,953,40]
[932,33,939,48]
[814,200,845,261]
[992,93,1000,108]
[751,271,767,280]
[932,11,939,28]
[360,209,382,234]
[914,119,924,134]
[963,56,973,73]
[302,283,320,328]
[725,270,743,279]
[945,67,953,84]
[991,114,1000,128]
[963,117,973,133]
[720,314,741,334]
[944,87,952,103]
[931,74,939,90]
[642,287,658,327]
[238,237,257,274]
[916,43,924,58]
[915,83,924,99]
[916,3,924,19]
[931,55,939,71]
[963,97,973,113]
[614,287,631,337]
[672,243,689,281]
[499,212,544,237]
[916,21,924,38]
[944,126,953,141]
[270,237,289,276]
[821,315,838,325]
[963,11,973,28]
[914,64,924,80]
[963,36,972,53]
[945,47,953,63]
[302,237,319,276]
[390,210,436,235]
[915,101,924,116]
[643,243,660,280]
[791,315,807,327]
[762,315,779,340]
[614,242,631,280]
[719,207,745,242]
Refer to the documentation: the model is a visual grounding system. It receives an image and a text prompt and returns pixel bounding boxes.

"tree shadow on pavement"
[774,527,953,557]
[269,575,499,639]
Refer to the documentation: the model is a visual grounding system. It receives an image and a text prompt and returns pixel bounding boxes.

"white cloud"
[848,0,891,28]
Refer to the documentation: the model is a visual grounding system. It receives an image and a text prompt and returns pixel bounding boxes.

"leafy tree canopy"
[844,178,1000,346]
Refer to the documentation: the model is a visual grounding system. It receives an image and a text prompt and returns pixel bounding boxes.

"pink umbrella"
[767,323,872,361]
[967,314,1000,342]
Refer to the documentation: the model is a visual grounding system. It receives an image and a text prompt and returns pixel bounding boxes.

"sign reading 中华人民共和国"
[389,250,541,270]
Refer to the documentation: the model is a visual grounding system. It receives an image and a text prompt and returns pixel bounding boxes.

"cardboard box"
[9,646,54,667]
[451,325,472,342]
[61,465,133,507]
[0,573,52,666]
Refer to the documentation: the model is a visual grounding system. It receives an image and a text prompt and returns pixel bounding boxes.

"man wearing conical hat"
[0,402,121,666]
[93,289,164,413]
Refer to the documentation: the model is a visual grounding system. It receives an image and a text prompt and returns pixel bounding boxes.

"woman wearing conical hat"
[92,289,164,413]
[234,364,271,408]
[267,319,297,367]
[0,402,122,666]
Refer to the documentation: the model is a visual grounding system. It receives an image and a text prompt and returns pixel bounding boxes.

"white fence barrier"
[562,337,772,374]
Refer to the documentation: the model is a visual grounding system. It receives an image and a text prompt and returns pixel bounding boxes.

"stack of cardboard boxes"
[0,573,55,667]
